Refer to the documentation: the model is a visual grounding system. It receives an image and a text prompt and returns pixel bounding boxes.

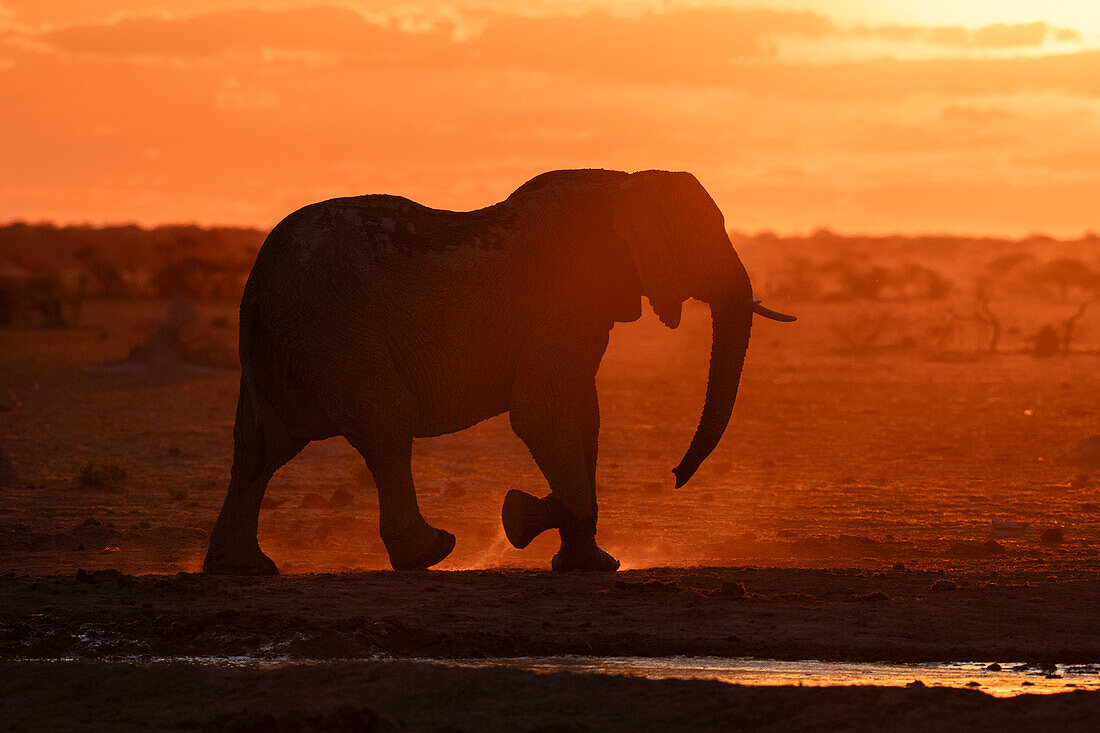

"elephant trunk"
[671,298,752,488]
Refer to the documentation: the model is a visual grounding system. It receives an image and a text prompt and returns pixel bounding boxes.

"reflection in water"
[22,655,1100,697]
[441,656,1100,698]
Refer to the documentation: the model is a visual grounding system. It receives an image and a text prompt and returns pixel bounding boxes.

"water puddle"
[439,656,1100,698]
[19,655,1099,697]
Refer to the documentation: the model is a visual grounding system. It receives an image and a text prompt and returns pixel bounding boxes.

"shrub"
[77,462,127,488]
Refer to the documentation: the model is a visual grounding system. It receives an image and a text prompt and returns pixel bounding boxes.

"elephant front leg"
[507,379,619,571]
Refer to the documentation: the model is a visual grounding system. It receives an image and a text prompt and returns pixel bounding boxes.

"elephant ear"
[611,171,692,328]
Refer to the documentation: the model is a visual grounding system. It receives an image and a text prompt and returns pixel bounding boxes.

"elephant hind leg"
[350,438,455,571]
[306,339,454,571]
[204,380,306,575]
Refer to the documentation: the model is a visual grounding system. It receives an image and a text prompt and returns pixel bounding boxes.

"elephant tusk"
[751,301,796,322]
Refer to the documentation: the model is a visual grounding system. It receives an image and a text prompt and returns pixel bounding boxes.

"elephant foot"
[386,523,456,571]
[502,490,560,549]
[551,535,620,572]
[203,542,279,576]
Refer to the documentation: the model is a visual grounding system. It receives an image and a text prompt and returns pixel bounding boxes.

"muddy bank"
[3,567,1100,663]
[3,659,1100,732]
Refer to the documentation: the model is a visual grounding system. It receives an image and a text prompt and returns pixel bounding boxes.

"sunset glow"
[2,1,1100,234]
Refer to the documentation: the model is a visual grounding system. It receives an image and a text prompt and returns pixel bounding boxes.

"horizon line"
[2,219,1097,243]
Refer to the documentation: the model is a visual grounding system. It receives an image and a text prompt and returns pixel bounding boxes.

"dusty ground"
[2,297,1099,729]
[2,298,1097,574]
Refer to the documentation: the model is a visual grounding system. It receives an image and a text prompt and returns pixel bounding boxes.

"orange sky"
[2,1,1100,234]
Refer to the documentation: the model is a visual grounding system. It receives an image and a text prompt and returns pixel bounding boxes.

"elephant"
[202,169,794,575]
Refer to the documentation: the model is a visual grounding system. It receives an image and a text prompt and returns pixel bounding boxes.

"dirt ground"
[2,296,1099,729]
[2,298,1097,574]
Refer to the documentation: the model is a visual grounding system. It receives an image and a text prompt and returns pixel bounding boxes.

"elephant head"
[609,170,794,487]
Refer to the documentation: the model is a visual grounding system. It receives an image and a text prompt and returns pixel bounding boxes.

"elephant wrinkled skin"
[202,169,793,575]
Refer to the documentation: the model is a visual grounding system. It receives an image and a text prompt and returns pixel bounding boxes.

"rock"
[1040,527,1065,544]
[163,295,199,330]
[699,582,752,600]
[906,680,925,688]
[106,295,237,372]
[300,492,328,510]
[986,663,1002,671]
[949,539,1004,557]
[260,496,285,510]
[77,462,126,488]
[75,568,136,588]
[714,581,747,598]
[930,579,958,591]
[1033,325,1060,357]
[966,681,981,687]
[329,487,355,508]
[891,562,906,571]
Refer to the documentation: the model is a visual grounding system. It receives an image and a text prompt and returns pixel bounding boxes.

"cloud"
[21,7,1099,100]
[471,8,832,72]
[41,7,403,59]
[855,21,1083,49]
[940,106,1016,125]
[972,22,1053,48]
[719,52,1100,100]
[1013,150,1100,172]
[38,6,832,63]
[28,4,849,78]
[845,122,1021,153]
[215,76,278,111]
[5,4,1100,233]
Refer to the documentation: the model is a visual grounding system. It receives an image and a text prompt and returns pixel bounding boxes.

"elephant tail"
[234,304,269,483]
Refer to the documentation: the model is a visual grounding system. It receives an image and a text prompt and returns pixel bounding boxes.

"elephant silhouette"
[203,169,794,575]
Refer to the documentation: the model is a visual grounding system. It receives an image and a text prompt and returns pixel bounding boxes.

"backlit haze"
[2,1,1099,234]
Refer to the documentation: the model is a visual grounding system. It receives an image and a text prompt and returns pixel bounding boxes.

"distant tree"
[985,252,1035,278]
[1061,303,1088,353]
[770,256,823,301]
[152,258,248,300]
[973,282,1001,352]
[1028,258,1100,302]
[888,263,953,300]
[832,309,897,352]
